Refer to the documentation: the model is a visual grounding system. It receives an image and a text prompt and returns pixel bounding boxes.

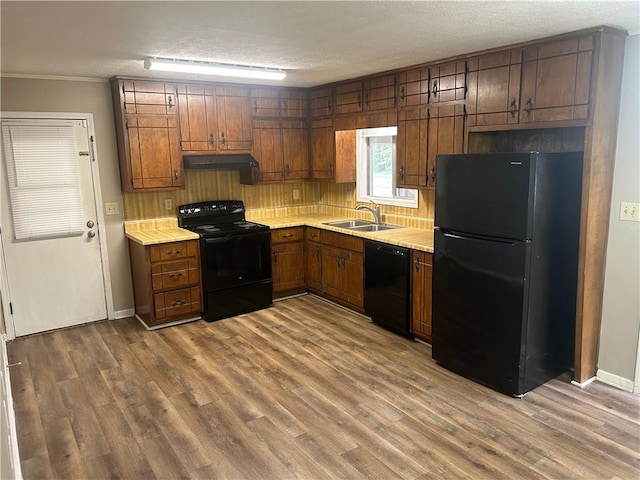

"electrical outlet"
[105,202,119,215]
[620,202,640,222]
[293,189,300,200]
[164,198,173,211]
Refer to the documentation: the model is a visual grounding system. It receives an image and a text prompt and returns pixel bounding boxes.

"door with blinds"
[0,117,107,336]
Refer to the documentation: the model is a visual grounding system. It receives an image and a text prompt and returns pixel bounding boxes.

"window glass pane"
[369,136,393,198]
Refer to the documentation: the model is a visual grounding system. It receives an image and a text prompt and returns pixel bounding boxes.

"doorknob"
[86,220,94,228]
[87,230,96,238]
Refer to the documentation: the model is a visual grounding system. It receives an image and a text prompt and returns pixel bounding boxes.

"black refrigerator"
[432,152,583,396]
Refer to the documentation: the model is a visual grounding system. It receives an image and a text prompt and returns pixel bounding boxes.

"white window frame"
[356,126,418,208]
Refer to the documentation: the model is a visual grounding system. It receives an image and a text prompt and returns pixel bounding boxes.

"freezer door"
[432,229,529,396]
[435,153,534,240]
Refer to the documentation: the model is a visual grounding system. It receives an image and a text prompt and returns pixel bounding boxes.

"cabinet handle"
[341,252,347,267]
[316,249,321,261]
[173,170,180,182]
[171,300,186,307]
[429,167,436,182]
[509,99,517,118]
[282,233,293,239]
[432,81,438,96]
[399,166,405,181]
[284,164,291,177]
[364,91,369,107]
[310,233,318,239]
[272,251,278,263]
[414,258,420,271]
[209,133,215,146]
[168,272,183,278]
[220,132,226,146]
[167,95,173,108]
[327,98,332,113]
[253,99,258,113]
[283,100,288,111]
[357,92,362,108]
[166,249,181,256]
[525,98,533,117]
[400,86,405,101]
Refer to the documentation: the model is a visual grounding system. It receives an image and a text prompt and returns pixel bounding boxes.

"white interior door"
[1,117,107,336]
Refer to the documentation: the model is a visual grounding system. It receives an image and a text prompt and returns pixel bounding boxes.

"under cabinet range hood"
[183,154,259,170]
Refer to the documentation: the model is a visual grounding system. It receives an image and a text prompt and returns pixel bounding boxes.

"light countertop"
[125,213,434,252]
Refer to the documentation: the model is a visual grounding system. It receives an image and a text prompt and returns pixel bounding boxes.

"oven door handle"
[203,232,268,244]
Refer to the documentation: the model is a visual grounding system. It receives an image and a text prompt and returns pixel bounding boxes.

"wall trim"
[114,308,135,320]
[571,376,596,389]
[596,369,635,393]
[1,334,23,479]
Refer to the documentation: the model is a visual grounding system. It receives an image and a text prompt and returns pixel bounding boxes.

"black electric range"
[178,200,272,321]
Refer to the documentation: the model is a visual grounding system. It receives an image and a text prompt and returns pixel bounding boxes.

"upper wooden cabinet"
[468,34,595,128]
[177,84,253,153]
[250,88,308,118]
[397,105,465,189]
[467,50,523,127]
[397,67,429,108]
[111,78,183,192]
[310,87,333,118]
[242,118,309,184]
[427,61,467,104]
[334,74,396,115]
[520,34,594,123]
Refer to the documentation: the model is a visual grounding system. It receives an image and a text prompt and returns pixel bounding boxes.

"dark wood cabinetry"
[411,250,433,342]
[310,87,333,118]
[178,84,253,154]
[304,228,364,311]
[128,239,202,328]
[397,67,429,108]
[427,61,467,104]
[310,118,355,182]
[334,74,396,115]
[520,35,594,123]
[111,79,183,192]
[250,87,308,119]
[397,104,465,189]
[271,228,305,298]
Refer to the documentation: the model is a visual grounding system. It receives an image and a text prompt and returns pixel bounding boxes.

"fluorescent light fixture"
[144,57,286,80]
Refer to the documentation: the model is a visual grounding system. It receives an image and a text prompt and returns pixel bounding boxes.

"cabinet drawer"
[149,241,198,262]
[151,258,200,291]
[305,227,322,243]
[321,230,364,253]
[272,227,304,244]
[154,286,201,320]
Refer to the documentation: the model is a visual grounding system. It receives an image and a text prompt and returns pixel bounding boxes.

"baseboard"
[1,334,23,479]
[571,376,596,389]
[114,308,135,320]
[596,369,635,393]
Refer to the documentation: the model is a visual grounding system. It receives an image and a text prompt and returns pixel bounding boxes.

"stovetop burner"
[177,200,269,238]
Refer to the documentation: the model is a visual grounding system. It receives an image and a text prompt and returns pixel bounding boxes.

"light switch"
[620,202,640,222]
[105,202,119,215]
[164,198,173,211]
[293,189,300,200]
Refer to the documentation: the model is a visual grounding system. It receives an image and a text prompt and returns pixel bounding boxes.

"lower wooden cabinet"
[304,228,364,312]
[128,239,202,328]
[411,250,433,342]
[271,227,306,298]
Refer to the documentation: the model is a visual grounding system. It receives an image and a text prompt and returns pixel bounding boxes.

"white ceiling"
[2,1,639,87]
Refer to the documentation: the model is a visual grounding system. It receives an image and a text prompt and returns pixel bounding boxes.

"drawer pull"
[168,272,183,278]
[166,249,181,256]
[171,300,186,307]
[282,233,293,239]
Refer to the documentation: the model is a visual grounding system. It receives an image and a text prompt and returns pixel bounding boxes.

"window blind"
[2,120,85,240]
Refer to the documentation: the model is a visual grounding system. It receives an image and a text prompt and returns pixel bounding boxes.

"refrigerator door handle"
[440,229,522,244]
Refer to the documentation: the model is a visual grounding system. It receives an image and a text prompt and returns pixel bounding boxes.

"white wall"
[598,34,640,391]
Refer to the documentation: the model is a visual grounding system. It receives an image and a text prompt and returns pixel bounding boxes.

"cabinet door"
[281,89,309,118]
[426,104,466,188]
[363,74,396,111]
[397,68,429,108]
[310,118,334,180]
[466,51,522,127]
[321,246,344,300]
[428,61,467,104]
[281,119,310,181]
[411,250,433,341]
[521,35,593,123]
[215,87,253,151]
[272,242,305,295]
[126,116,182,190]
[178,84,218,151]
[335,81,363,115]
[122,80,177,115]
[252,119,284,182]
[343,251,364,309]
[250,87,282,118]
[397,108,428,188]
[310,87,333,118]
[305,240,322,292]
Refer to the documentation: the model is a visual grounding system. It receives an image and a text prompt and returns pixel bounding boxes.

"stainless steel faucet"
[356,202,381,224]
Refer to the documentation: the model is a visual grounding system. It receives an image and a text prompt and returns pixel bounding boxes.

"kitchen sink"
[323,219,372,228]
[349,224,402,232]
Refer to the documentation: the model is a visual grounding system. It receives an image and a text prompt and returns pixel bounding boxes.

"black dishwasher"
[364,240,412,337]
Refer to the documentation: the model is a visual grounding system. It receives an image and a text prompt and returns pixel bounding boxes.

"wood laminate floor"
[7,295,640,479]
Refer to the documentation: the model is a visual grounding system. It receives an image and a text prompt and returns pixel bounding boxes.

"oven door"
[201,231,272,292]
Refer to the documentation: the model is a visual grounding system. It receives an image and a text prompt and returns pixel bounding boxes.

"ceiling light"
[144,57,287,80]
